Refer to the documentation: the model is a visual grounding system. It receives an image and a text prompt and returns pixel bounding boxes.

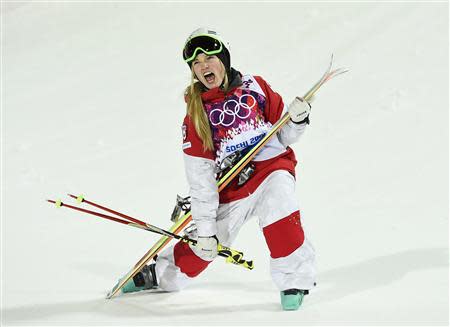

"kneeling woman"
[123,28,316,311]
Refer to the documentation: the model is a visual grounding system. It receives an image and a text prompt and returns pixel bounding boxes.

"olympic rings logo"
[209,94,256,127]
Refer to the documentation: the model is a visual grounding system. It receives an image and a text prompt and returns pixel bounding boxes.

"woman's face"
[192,53,225,89]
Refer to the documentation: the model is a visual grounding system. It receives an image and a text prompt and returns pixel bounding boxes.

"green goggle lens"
[183,35,223,63]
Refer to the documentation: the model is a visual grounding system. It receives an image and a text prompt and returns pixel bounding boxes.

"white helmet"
[182,27,231,70]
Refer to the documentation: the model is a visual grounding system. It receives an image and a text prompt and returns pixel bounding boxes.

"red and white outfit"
[155,73,316,292]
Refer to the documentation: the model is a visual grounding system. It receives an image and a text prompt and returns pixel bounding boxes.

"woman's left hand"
[288,97,311,123]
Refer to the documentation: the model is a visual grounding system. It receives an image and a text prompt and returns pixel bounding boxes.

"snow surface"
[1,1,449,326]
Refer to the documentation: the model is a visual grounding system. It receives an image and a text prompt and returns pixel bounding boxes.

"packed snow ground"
[2,1,449,326]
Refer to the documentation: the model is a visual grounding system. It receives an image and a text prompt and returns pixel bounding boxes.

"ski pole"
[47,197,254,270]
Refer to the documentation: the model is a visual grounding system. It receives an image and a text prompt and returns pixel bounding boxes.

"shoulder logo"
[242,79,253,89]
[241,75,265,97]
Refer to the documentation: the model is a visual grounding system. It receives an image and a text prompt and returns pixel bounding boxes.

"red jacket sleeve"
[182,115,215,160]
[254,76,285,125]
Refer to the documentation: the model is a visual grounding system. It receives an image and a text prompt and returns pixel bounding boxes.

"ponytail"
[184,63,229,152]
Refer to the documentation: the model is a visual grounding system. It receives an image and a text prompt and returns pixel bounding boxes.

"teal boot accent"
[121,277,145,293]
[280,289,307,311]
[120,263,158,294]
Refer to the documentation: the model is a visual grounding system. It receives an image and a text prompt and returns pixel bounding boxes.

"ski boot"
[121,263,158,293]
[280,289,309,311]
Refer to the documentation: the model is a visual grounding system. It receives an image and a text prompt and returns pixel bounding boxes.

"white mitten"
[288,97,311,123]
[193,235,219,261]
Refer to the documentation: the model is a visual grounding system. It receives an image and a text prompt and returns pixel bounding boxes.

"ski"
[47,196,253,270]
[106,55,348,299]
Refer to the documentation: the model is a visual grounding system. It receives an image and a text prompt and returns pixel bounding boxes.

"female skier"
[122,28,316,311]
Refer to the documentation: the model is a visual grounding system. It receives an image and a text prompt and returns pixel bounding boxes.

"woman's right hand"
[288,97,311,124]
[193,235,219,261]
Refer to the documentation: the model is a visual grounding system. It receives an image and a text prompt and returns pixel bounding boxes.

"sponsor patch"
[224,133,265,154]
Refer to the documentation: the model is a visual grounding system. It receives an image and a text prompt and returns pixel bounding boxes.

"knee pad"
[262,211,305,259]
[174,240,211,277]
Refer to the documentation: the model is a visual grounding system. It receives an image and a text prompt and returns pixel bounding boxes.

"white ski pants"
[154,170,316,292]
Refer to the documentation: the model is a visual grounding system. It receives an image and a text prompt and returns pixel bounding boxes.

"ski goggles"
[183,35,223,63]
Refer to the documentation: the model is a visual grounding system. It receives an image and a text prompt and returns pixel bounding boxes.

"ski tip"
[106,288,117,299]
[337,67,350,75]
[105,284,116,299]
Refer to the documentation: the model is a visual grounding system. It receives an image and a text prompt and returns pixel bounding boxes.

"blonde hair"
[184,62,229,152]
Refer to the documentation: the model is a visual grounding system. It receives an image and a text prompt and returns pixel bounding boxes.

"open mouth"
[203,72,215,84]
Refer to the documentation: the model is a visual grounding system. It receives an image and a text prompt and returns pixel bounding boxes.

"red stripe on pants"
[174,240,211,278]
[262,211,305,258]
